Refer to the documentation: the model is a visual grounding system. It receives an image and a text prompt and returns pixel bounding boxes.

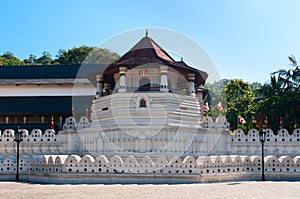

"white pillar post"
[41,116,45,123]
[5,116,9,124]
[160,65,168,92]
[188,73,195,96]
[23,116,27,124]
[59,116,63,130]
[119,66,127,93]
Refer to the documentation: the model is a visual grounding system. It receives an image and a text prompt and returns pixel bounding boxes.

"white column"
[160,65,168,92]
[119,67,127,93]
[23,116,27,124]
[41,116,45,123]
[59,116,63,130]
[5,116,9,124]
[188,73,195,96]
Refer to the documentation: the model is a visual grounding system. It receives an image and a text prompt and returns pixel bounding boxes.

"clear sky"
[1,0,300,83]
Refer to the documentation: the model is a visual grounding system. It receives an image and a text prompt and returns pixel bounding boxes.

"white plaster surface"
[0,181,299,199]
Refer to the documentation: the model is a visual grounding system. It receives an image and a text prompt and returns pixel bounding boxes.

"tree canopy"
[209,55,300,132]
[223,79,255,130]
[0,51,23,66]
[0,46,120,66]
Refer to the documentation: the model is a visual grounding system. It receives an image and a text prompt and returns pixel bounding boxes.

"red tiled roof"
[106,34,208,85]
[111,35,175,66]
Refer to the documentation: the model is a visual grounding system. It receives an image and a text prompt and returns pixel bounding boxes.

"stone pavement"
[0,181,299,199]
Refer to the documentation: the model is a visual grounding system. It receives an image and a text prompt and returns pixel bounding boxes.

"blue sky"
[1,0,300,83]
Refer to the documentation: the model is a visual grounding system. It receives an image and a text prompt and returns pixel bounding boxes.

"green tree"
[23,54,37,64]
[204,79,229,118]
[84,48,120,64]
[0,51,23,65]
[55,46,120,65]
[250,82,262,98]
[223,79,254,130]
[55,46,92,65]
[35,51,53,65]
[271,55,300,92]
[256,55,300,131]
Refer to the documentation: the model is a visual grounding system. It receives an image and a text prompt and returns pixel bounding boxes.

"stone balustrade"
[231,128,300,156]
[1,154,300,183]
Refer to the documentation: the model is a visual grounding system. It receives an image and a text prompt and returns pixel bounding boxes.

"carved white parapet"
[200,116,230,129]
[2,129,15,142]
[2,154,300,179]
[77,116,90,129]
[43,129,57,142]
[215,116,230,129]
[200,116,214,128]
[62,117,77,130]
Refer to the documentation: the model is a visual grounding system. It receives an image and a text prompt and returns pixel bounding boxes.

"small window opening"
[139,99,146,108]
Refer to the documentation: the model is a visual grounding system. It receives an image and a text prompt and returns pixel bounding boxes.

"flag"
[203,102,209,112]
[279,116,283,129]
[139,70,148,77]
[51,116,55,130]
[72,106,75,117]
[85,105,89,118]
[263,116,268,129]
[253,117,259,128]
[216,102,223,112]
[238,115,246,124]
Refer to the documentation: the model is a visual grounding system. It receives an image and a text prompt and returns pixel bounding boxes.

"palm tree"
[271,55,300,92]
[257,55,300,131]
[257,76,284,98]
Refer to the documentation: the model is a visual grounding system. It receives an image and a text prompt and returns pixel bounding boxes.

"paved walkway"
[0,181,299,199]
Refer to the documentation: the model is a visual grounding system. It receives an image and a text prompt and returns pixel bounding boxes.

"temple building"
[0,32,299,184]
[76,32,214,157]
[0,65,96,132]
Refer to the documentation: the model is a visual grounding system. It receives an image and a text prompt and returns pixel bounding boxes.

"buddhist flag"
[253,116,259,128]
[263,117,268,129]
[139,70,148,77]
[217,102,223,112]
[238,115,246,124]
[279,116,283,129]
[72,106,75,118]
[203,102,209,112]
[51,116,55,130]
[85,105,89,118]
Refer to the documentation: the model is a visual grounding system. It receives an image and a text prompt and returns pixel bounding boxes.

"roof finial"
[145,29,148,37]
[181,57,183,62]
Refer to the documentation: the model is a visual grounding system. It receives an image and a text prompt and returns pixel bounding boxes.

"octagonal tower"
[78,32,216,157]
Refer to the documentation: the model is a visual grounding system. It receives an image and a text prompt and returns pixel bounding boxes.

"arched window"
[139,77,150,91]
[140,99,147,108]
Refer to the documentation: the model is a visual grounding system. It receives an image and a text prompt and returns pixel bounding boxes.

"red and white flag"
[263,117,268,129]
[280,116,283,129]
[139,70,148,77]
[203,102,209,112]
[217,102,223,112]
[238,115,246,124]
[85,105,89,118]
[72,106,75,118]
[51,116,55,130]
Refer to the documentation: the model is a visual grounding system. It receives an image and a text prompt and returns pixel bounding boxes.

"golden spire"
[145,29,148,37]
